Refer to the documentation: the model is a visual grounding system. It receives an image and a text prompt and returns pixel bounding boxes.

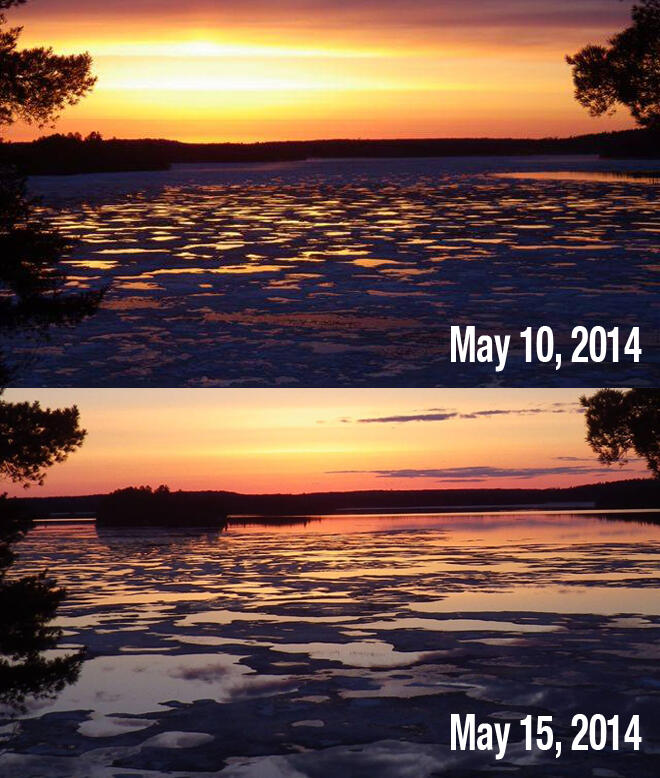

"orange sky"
[2,388,645,497]
[5,0,636,142]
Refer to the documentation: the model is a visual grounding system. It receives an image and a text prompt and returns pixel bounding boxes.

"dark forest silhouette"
[97,485,227,528]
[23,478,660,526]
[0,127,658,177]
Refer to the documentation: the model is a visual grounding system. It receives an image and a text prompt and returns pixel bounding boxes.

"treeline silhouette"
[0,132,170,175]
[96,485,227,527]
[20,478,660,525]
[1,128,657,176]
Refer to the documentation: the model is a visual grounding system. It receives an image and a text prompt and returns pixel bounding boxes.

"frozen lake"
[2,510,659,776]
[5,155,659,387]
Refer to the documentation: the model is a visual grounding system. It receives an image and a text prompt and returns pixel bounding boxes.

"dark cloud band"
[353,404,581,424]
[328,464,633,481]
[13,0,629,33]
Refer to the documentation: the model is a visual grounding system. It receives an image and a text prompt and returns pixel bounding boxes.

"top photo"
[0,0,658,388]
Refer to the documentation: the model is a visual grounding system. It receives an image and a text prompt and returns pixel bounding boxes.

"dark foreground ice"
[1,510,659,776]
[7,156,660,387]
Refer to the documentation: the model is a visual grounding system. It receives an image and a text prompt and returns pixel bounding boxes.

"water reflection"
[95,526,224,551]
[495,170,660,184]
[0,510,658,775]
[11,157,660,386]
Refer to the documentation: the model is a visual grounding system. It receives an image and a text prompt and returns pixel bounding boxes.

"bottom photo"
[0,388,658,777]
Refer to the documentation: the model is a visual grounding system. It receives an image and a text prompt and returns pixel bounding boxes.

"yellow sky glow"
[4,5,635,142]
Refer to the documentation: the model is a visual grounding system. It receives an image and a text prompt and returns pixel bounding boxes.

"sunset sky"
[6,0,636,142]
[2,388,645,497]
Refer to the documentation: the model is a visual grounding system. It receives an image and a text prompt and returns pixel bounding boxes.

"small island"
[95,485,227,528]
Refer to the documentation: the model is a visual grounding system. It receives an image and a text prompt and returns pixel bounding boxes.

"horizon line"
[15,476,654,502]
[10,131,644,146]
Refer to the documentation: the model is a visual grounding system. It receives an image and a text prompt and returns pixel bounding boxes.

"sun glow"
[80,38,387,60]
[1,389,647,498]
[5,2,636,141]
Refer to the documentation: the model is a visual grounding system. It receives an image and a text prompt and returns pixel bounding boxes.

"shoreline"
[3,128,658,176]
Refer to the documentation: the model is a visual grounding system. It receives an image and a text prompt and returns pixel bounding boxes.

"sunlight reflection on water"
[8,156,658,386]
[495,171,660,184]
